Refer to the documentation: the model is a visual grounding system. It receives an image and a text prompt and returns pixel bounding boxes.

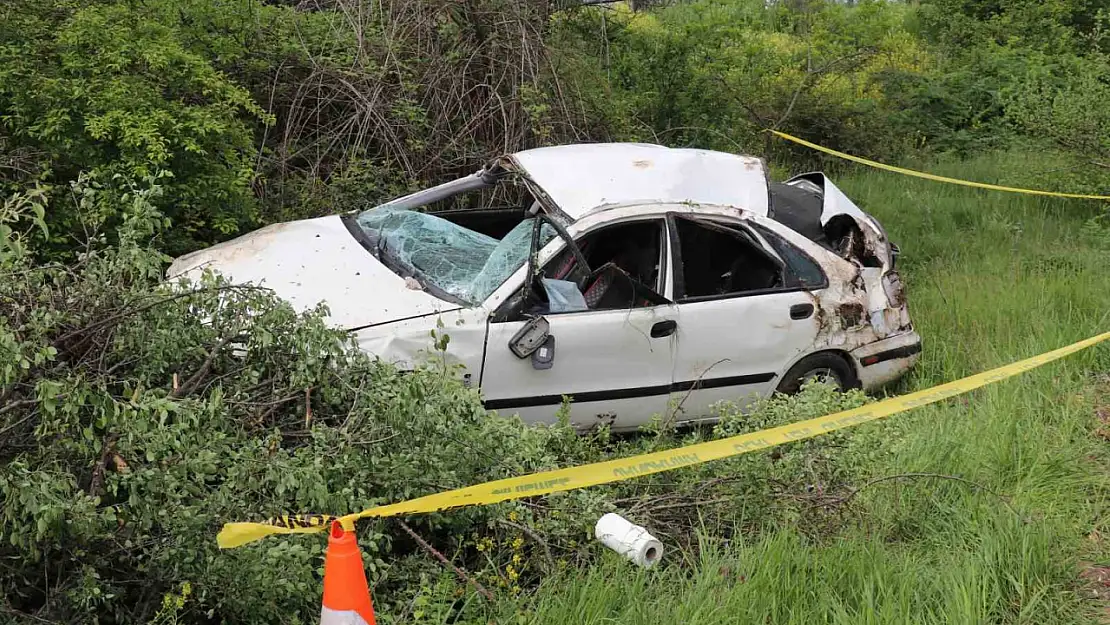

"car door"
[480,217,679,431]
[666,214,823,423]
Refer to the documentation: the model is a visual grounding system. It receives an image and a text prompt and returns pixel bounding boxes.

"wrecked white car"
[168,143,920,431]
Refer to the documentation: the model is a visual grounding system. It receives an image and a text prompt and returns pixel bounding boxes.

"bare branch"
[397,520,495,602]
[171,334,243,399]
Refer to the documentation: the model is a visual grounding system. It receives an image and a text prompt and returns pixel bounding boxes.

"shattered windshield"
[355,206,555,305]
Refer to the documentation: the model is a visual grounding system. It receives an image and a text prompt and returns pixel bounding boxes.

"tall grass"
[501,150,1110,624]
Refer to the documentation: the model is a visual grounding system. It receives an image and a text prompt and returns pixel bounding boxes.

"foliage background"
[2,0,1110,623]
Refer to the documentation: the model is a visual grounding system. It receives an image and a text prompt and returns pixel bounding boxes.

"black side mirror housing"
[508,315,551,359]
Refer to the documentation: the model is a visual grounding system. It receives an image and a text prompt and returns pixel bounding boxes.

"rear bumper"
[850,331,922,391]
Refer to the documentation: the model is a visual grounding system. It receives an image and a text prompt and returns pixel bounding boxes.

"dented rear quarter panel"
[745,211,916,386]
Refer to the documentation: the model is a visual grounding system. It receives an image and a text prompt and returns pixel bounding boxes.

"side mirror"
[508,315,551,359]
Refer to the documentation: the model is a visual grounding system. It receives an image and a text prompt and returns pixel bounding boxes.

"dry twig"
[397,520,495,602]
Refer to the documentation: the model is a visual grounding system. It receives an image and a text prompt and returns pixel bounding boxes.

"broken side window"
[673,217,784,299]
[351,168,562,305]
[535,220,668,313]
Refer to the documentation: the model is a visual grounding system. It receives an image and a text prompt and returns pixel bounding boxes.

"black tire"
[775,352,858,395]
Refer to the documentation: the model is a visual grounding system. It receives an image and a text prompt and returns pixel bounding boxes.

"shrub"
[0,173,903,622]
[0,176,583,623]
[0,2,270,255]
[551,0,941,163]
[1004,51,1110,161]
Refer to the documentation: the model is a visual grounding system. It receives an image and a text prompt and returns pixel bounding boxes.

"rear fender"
[785,173,910,337]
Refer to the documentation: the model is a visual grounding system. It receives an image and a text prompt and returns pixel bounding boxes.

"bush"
[551,0,941,163]
[0,0,613,249]
[140,0,597,224]
[6,1,1110,622]
[910,0,1110,158]
[0,175,903,622]
[0,2,270,255]
[1004,51,1110,161]
[0,176,586,623]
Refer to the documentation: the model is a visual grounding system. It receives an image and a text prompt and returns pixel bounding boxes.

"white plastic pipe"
[594,513,663,568]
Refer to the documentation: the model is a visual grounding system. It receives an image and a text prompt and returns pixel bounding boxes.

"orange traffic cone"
[320,520,377,625]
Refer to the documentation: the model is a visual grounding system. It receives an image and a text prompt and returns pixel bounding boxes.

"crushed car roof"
[510,143,770,222]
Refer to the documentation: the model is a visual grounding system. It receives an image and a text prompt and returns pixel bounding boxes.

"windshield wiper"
[376,229,389,259]
[374,212,400,261]
[373,217,432,292]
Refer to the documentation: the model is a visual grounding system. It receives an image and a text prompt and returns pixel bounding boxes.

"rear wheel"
[775,353,858,395]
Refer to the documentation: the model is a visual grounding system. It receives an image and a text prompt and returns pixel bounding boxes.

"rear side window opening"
[749,223,828,289]
[673,217,783,299]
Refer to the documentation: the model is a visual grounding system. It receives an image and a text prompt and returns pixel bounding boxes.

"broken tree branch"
[0,606,61,625]
[0,409,37,438]
[397,520,495,602]
[247,392,304,428]
[171,334,242,399]
[304,387,313,428]
[87,435,118,497]
[0,397,41,418]
[52,286,267,349]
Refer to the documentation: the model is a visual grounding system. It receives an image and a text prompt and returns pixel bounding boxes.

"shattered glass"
[355,206,554,305]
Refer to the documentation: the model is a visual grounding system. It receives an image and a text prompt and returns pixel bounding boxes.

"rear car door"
[480,217,679,431]
[666,214,825,422]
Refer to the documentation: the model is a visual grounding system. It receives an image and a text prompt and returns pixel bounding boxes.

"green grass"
[498,150,1110,624]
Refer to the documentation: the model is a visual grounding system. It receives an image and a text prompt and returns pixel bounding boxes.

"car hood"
[166,215,462,329]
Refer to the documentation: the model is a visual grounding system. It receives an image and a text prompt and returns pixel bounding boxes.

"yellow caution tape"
[218,331,1110,549]
[769,130,1110,201]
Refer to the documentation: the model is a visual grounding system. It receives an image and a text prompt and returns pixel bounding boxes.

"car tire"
[775,353,858,395]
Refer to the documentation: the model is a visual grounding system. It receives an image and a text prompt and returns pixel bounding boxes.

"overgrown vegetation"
[2,0,1110,623]
[0,175,604,622]
[498,150,1110,624]
[4,0,1108,251]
